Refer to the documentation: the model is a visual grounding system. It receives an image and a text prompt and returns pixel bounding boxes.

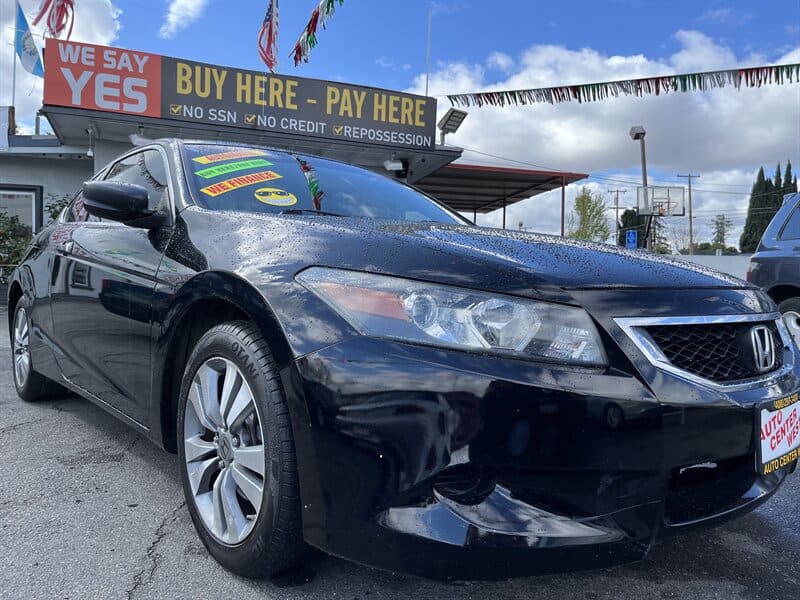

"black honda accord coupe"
[8,139,800,580]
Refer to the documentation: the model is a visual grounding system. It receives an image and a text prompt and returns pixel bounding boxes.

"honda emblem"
[751,326,776,373]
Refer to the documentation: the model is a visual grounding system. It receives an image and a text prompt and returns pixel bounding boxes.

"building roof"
[1,134,89,158]
[414,163,588,213]
[40,106,462,183]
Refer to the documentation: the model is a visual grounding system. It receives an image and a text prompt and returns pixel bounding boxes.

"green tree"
[710,214,734,249]
[650,217,671,253]
[45,193,71,224]
[0,211,33,278]
[783,161,794,195]
[567,187,610,242]
[773,162,783,193]
[740,164,785,252]
[617,208,647,247]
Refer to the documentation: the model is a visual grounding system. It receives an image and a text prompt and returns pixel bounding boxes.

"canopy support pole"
[560,175,566,236]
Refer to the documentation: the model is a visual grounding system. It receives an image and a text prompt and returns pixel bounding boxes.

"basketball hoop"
[637,187,686,217]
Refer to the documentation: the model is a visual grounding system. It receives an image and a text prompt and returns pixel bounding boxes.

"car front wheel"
[177,321,305,577]
[11,301,63,402]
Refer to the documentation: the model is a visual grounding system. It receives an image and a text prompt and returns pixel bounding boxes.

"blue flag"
[15,1,44,78]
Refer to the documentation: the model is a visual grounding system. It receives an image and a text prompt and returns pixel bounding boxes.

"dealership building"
[1,40,586,247]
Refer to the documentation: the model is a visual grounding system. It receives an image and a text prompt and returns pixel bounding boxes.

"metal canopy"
[40,106,463,184]
[415,163,588,213]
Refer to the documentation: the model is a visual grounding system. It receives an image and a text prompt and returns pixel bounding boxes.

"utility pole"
[608,189,628,245]
[677,174,700,254]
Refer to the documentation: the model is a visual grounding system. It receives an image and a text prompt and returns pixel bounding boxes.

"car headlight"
[296,267,607,366]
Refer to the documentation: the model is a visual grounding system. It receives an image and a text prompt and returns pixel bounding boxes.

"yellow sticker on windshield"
[254,188,297,207]
[200,171,282,197]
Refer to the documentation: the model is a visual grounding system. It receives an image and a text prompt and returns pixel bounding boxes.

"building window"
[0,189,36,231]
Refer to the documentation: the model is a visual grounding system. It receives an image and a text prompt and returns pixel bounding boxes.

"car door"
[49,147,173,425]
[774,200,800,281]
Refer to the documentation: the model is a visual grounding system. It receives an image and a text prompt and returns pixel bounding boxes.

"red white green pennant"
[290,0,344,67]
[446,63,800,108]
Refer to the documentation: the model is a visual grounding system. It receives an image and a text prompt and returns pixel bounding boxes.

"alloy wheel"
[13,307,31,389]
[183,357,266,545]
[783,310,800,347]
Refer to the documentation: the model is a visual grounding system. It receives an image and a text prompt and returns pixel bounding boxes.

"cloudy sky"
[1,0,798,248]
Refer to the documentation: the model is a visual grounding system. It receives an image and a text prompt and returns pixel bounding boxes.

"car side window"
[104,149,169,212]
[778,205,800,240]
[63,191,100,223]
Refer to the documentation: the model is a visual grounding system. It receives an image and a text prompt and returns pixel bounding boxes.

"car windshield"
[181,143,464,224]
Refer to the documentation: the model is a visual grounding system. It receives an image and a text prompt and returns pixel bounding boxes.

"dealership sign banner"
[43,39,437,150]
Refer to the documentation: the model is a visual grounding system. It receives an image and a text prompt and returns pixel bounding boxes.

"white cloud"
[699,8,731,23]
[1,0,122,129]
[486,51,513,73]
[376,57,415,73]
[408,31,800,249]
[430,2,467,16]
[158,0,210,39]
[698,8,751,25]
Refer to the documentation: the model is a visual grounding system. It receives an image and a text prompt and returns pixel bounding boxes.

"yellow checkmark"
[333,125,343,135]
[245,114,256,125]
[170,104,182,115]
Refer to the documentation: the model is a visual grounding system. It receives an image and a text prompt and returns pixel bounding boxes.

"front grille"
[644,321,782,383]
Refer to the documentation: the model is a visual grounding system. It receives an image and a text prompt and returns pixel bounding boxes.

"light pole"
[629,126,650,249]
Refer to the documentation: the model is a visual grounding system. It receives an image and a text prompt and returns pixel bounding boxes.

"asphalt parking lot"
[1,306,799,600]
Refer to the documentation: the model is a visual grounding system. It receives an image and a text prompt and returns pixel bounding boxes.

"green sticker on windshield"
[195,158,273,179]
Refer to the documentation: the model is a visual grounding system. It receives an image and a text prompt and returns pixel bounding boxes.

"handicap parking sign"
[625,230,637,249]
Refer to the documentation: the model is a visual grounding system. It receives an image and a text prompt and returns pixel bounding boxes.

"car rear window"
[181,144,462,224]
[778,205,800,240]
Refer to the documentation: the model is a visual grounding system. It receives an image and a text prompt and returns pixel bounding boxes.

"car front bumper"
[281,332,798,580]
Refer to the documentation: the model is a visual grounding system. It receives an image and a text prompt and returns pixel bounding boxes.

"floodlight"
[438,108,468,135]
[629,125,646,140]
[129,133,154,146]
[383,159,404,171]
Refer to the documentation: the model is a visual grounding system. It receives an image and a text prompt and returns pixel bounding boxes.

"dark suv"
[748,192,800,346]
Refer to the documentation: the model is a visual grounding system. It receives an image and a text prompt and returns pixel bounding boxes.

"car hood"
[185,210,749,298]
[376,222,747,289]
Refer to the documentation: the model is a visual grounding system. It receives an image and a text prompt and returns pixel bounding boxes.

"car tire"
[11,300,64,402]
[778,297,800,347]
[177,320,305,578]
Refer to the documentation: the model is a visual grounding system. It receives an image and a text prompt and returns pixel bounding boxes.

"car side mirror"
[82,181,167,229]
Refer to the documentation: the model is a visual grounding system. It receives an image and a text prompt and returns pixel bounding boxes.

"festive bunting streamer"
[258,0,279,72]
[291,0,344,67]
[446,63,800,108]
[32,0,75,39]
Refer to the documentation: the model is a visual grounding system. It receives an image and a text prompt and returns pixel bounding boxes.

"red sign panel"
[44,40,162,118]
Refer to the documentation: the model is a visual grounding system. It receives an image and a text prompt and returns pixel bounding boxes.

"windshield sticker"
[254,188,297,207]
[193,149,269,165]
[201,171,283,197]
[195,158,274,179]
[297,157,325,210]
